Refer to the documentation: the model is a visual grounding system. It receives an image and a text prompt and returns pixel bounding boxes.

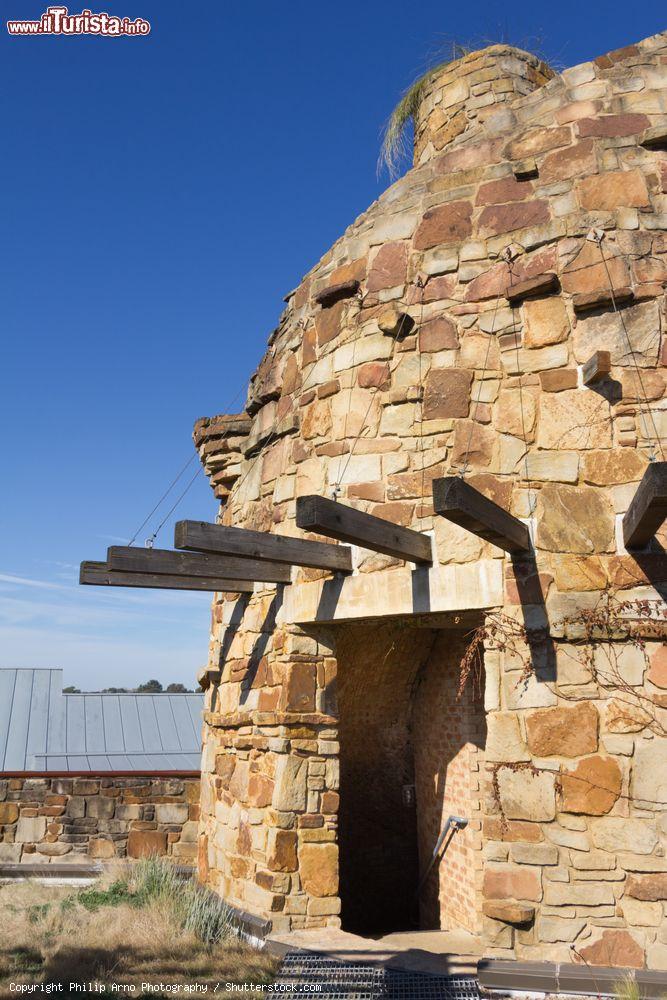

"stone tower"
[194,34,667,967]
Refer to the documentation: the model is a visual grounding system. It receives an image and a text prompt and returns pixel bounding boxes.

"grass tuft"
[378,44,470,178]
[0,858,277,993]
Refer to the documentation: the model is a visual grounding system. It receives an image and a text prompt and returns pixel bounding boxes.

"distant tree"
[136,679,163,693]
[102,687,129,693]
[166,683,191,693]
[63,685,80,693]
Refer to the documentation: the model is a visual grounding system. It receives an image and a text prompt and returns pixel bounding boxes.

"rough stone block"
[632,741,667,806]
[482,865,542,902]
[561,755,622,815]
[15,816,47,844]
[485,712,530,762]
[127,829,168,859]
[298,842,338,897]
[591,818,658,855]
[526,702,599,757]
[498,767,556,821]
[155,803,189,825]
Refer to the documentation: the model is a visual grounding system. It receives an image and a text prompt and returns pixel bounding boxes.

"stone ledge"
[204,711,338,730]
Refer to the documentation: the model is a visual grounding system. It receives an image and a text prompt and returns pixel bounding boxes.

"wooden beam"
[433,477,531,554]
[79,561,254,593]
[295,495,432,564]
[582,350,612,385]
[106,546,291,583]
[175,521,352,573]
[622,463,667,549]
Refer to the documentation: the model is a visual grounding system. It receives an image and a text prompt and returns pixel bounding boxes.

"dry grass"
[0,863,278,995]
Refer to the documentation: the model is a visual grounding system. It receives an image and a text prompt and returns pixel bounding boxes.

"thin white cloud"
[0,572,71,591]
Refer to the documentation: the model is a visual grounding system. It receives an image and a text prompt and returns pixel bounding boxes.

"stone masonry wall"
[0,775,200,864]
[196,32,667,967]
[414,46,554,167]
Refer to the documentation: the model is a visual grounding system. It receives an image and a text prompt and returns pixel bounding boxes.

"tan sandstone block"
[573,300,660,369]
[299,842,338,897]
[621,897,663,926]
[561,755,622,814]
[485,712,530,763]
[0,803,19,825]
[581,450,646,487]
[632,741,667,806]
[523,296,570,347]
[127,830,168,858]
[494,389,537,438]
[526,703,599,757]
[647,645,667,689]
[482,865,542,902]
[497,768,556,822]
[578,170,650,211]
[538,390,612,450]
[591,818,658,855]
[536,484,615,554]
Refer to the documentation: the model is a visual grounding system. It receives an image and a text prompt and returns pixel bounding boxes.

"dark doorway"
[334,618,485,937]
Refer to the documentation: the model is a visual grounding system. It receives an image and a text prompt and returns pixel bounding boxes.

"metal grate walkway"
[277,952,481,1000]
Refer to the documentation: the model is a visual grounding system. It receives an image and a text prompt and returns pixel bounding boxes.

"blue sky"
[1,1,664,690]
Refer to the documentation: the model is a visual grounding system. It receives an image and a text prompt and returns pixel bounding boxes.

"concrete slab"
[267,927,482,976]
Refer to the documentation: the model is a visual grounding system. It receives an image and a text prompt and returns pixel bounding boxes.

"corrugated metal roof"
[0,669,203,772]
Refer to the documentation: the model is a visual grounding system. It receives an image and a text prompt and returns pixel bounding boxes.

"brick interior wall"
[0,775,200,864]
[412,632,486,933]
[335,621,482,935]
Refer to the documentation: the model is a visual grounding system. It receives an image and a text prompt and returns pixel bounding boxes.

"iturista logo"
[7,6,151,36]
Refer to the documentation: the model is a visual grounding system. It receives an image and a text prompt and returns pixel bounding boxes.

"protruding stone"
[483,900,535,924]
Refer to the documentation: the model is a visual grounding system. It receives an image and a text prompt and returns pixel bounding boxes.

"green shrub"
[77,879,134,912]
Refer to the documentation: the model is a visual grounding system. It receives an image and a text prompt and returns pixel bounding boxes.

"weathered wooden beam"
[106,546,291,583]
[622,462,667,549]
[295,495,432,564]
[433,477,531,554]
[582,350,612,385]
[80,561,254,593]
[175,521,352,573]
